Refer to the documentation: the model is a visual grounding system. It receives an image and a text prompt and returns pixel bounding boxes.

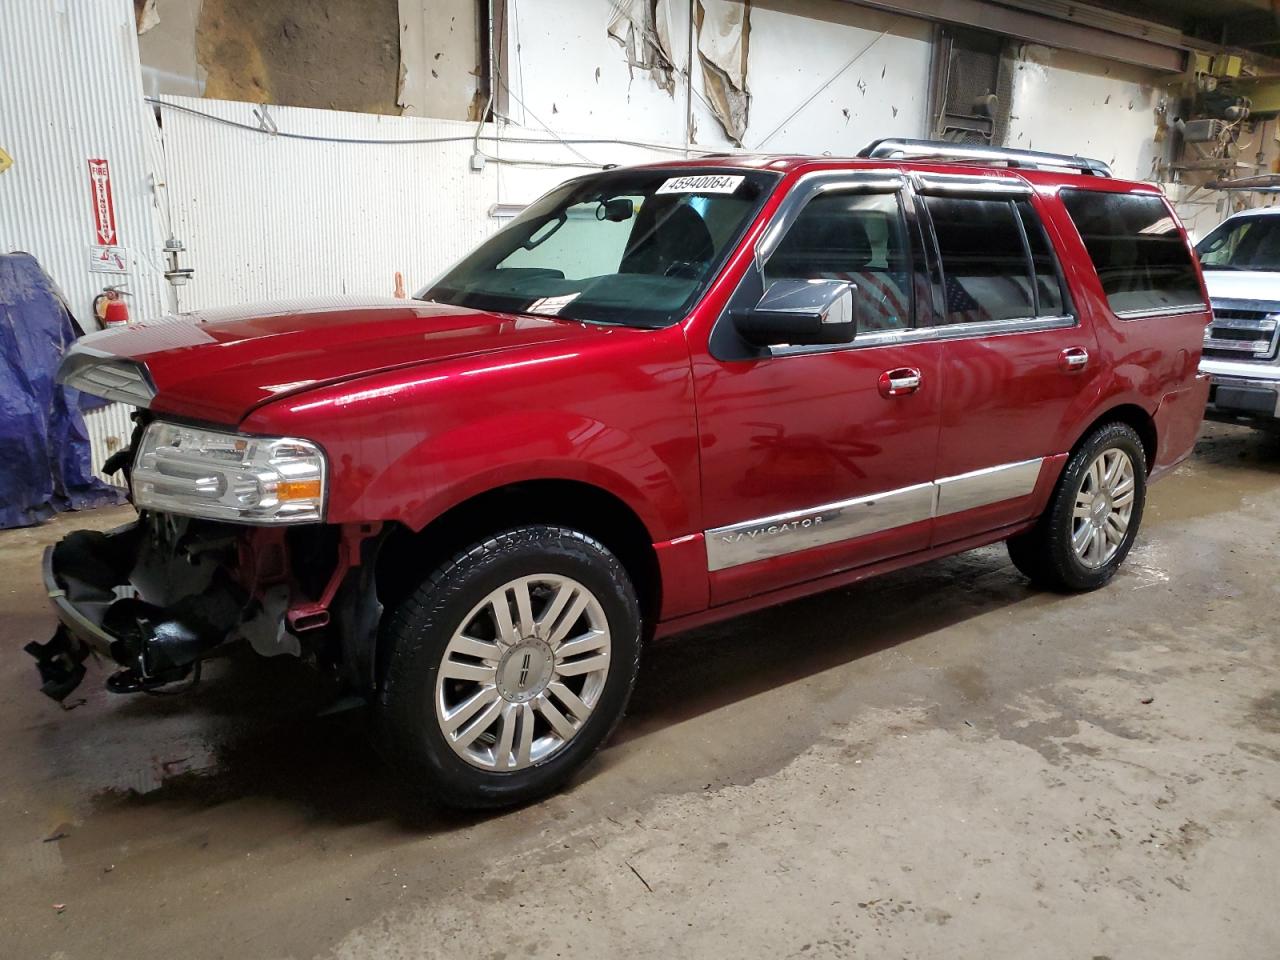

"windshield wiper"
[549,314,666,330]
[493,308,661,329]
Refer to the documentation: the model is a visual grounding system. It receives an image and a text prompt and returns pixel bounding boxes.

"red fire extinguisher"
[93,284,131,328]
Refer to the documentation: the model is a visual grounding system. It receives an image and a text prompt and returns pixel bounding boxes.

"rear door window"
[1060,190,1203,316]
[923,196,1037,324]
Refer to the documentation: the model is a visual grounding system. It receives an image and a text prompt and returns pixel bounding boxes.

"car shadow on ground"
[79,541,1048,831]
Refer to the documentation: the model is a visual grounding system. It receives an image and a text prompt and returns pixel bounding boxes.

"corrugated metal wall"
[0,0,172,328]
[1,0,170,484]
[84,402,134,484]
[157,96,678,312]
[161,99,497,311]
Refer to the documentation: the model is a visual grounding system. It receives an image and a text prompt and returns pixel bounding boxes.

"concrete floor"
[2,422,1279,959]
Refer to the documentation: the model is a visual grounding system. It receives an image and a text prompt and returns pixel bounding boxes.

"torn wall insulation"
[397,0,482,120]
[697,0,750,145]
[134,0,160,34]
[608,0,679,95]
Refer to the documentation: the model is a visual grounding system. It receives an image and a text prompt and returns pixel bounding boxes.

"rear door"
[916,179,1100,546]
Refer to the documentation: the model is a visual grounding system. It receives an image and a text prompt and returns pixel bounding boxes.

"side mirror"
[734,279,859,349]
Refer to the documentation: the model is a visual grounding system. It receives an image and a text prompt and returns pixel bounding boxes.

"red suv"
[34,139,1210,808]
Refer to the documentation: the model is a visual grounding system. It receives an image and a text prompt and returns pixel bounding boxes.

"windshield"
[419,169,778,328]
[1196,215,1280,271]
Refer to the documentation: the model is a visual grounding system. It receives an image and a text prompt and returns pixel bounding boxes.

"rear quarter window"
[1060,190,1204,317]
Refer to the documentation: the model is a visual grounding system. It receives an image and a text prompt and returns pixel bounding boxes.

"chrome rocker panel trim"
[705,457,1047,571]
[705,482,935,572]
[935,458,1043,517]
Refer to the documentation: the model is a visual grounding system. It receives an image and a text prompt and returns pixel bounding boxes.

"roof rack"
[858,138,1113,178]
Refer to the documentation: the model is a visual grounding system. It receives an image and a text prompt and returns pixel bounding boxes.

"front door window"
[764,191,914,332]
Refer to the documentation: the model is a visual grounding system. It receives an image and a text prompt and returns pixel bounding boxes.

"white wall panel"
[505,0,931,153]
[507,0,703,148]
[0,0,171,328]
[1006,45,1163,182]
[398,0,482,119]
[742,1,933,153]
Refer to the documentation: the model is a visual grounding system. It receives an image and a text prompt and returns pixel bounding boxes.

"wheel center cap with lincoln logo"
[496,639,554,703]
[1091,495,1112,521]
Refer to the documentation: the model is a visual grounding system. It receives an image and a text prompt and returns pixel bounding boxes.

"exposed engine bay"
[30,509,383,701]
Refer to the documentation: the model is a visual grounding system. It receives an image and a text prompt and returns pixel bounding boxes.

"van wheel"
[377,526,641,809]
[1007,422,1147,592]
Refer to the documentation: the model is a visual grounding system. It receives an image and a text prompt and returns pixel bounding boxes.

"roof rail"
[858,138,1113,178]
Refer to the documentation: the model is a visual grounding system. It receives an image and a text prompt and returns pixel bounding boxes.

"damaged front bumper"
[31,521,245,699]
[43,540,117,656]
[29,538,122,700]
[29,515,385,702]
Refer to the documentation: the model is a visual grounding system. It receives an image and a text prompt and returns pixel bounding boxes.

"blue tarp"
[0,253,126,529]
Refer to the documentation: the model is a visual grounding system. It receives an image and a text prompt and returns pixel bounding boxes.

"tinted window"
[1017,200,1066,316]
[1060,190,1202,315]
[764,191,912,331]
[1197,215,1280,272]
[925,196,1034,324]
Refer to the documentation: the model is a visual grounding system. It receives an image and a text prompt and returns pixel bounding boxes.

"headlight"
[132,422,327,524]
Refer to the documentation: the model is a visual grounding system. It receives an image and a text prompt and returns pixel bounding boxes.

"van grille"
[1203,302,1280,362]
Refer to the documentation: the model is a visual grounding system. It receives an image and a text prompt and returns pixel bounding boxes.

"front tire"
[1007,421,1147,592]
[377,526,642,809]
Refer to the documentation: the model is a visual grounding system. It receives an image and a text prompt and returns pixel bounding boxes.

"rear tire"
[377,525,642,809]
[1007,421,1147,592]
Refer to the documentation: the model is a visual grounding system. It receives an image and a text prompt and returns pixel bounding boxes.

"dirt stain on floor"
[1248,691,1280,735]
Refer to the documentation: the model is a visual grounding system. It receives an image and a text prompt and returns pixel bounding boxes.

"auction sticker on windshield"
[656,174,744,194]
[527,293,580,316]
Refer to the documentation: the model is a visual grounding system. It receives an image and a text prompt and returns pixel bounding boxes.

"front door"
[694,182,944,605]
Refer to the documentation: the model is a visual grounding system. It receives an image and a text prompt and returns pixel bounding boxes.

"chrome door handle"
[1060,346,1089,372]
[879,367,922,397]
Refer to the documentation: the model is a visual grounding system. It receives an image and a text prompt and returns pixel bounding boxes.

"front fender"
[240,329,701,542]
[350,408,694,537]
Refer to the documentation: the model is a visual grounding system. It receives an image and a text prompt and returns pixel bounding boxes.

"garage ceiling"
[849,0,1280,71]
[1106,0,1280,57]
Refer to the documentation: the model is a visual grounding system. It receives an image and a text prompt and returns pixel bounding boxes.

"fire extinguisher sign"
[87,158,118,245]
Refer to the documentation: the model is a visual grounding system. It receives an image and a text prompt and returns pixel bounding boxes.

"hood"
[1202,269,1280,305]
[68,297,626,424]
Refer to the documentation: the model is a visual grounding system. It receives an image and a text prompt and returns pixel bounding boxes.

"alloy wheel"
[1071,448,1136,568]
[434,574,611,771]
